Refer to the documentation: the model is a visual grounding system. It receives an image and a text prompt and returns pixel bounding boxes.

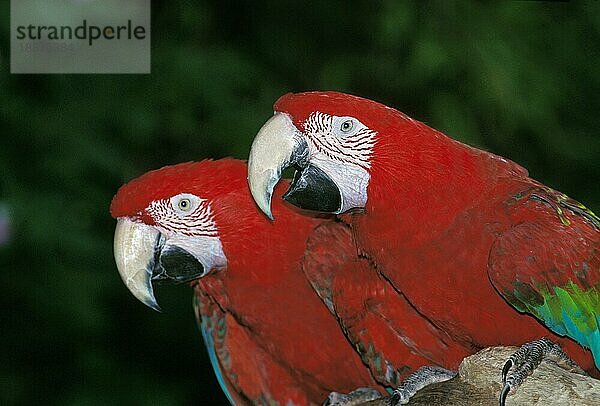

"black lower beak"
[282,163,342,213]
[152,245,206,284]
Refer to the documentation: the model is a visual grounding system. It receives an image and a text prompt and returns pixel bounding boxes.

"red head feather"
[110,158,249,220]
[274,91,417,137]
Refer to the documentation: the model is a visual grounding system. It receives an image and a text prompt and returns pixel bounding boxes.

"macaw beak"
[248,112,342,219]
[113,218,206,311]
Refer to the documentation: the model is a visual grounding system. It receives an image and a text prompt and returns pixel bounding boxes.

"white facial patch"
[303,112,376,213]
[312,154,370,213]
[147,194,227,273]
[167,233,227,274]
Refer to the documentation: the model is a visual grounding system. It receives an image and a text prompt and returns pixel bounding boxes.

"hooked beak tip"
[145,299,162,312]
[247,172,277,220]
[122,268,163,312]
[257,197,274,220]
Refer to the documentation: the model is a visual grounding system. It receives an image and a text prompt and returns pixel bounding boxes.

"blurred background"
[1,1,599,405]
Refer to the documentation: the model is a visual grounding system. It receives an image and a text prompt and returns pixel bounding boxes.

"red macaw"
[247,91,600,403]
[110,158,379,405]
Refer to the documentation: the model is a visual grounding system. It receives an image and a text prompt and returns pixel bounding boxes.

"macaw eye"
[178,198,192,211]
[340,120,354,133]
[169,193,203,216]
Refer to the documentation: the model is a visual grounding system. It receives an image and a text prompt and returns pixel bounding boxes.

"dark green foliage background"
[1,1,598,405]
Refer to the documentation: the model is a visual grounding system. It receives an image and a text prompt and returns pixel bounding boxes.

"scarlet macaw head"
[248,91,420,219]
[110,159,250,311]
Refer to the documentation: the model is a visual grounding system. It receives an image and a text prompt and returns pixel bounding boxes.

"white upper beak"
[113,217,161,311]
[247,112,304,219]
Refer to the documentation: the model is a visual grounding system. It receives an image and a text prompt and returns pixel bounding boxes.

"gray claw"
[499,383,511,406]
[325,388,382,406]
[389,366,457,405]
[499,338,585,405]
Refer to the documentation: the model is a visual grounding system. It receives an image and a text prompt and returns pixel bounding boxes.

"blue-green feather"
[528,282,600,369]
[200,314,234,405]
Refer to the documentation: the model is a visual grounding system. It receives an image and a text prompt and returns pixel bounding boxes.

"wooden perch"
[335,346,600,406]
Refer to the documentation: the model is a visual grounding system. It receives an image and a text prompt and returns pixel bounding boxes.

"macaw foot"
[324,387,382,406]
[500,338,587,406]
[389,366,457,405]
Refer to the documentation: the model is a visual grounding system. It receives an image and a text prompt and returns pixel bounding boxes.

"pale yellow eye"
[178,198,192,211]
[340,120,354,133]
